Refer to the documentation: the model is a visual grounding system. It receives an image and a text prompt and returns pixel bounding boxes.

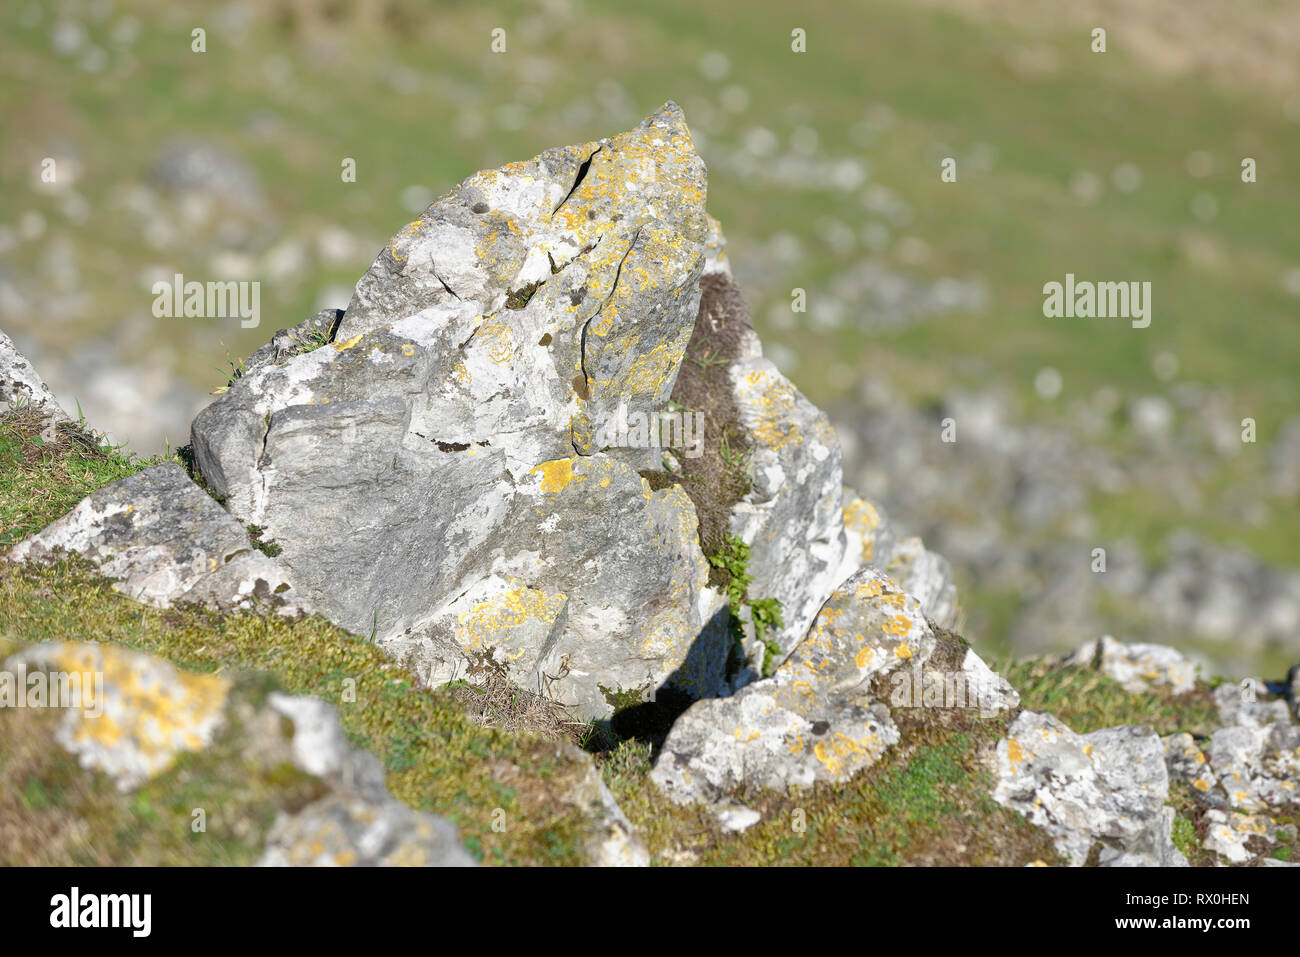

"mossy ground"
[0,670,326,865]
[0,558,600,866]
[1001,657,1220,737]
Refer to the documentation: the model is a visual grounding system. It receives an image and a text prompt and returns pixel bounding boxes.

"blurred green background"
[1,0,1297,673]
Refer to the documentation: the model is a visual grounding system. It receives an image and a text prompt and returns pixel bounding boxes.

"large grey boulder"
[189,104,731,719]
[182,103,964,721]
[7,463,311,616]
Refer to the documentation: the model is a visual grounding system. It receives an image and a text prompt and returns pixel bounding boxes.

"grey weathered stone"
[714,801,762,833]
[956,647,1021,716]
[652,567,936,803]
[1201,809,1287,864]
[564,751,650,867]
[724,355,850,666]
[0,326,68,420]
[1213,680,1290,728]
[1162,732,1223,806]
[1064,635,1198,695]
[258,690,478,867]
[841,489,898,574]
[1206,721,1300,811]
[840,487,959,630]
[258,793,478,867]
[7,463,311,616]
[992,711,1187,867]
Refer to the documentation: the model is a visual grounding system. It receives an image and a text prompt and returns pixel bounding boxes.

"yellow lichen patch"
[813,729,884,777]
[333,333,365,352]
[854,577,887,602]
[739,368,803,452]
[843,496,881,562]
[531,458,581,494]
[587,301,620,339]
[1006,737,1027,772]
[385,219,426,261]
[30,642,230,789]
[475,318,517,364]
[601,337,687,404]
[457,582,566,652]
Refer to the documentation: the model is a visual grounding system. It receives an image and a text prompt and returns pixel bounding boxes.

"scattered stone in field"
[1213,680,1291,728]
[257,692,478,867]
[1205,721,1300,812]
[259,793,477,867]
[992,711,1187,867]
[714,802,761,833]
[3,642,228,791]
[1201,809,1290,865]
[1064,635,1197,695]
[148,138,265,212]
[1162,732,1223,806]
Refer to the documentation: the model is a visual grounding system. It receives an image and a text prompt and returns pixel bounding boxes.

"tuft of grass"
[0,408,170,549]
[209,352,247,396]
[504,279,542,310]
[244,523,283,558]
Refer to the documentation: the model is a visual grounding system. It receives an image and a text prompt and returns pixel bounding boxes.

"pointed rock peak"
[337,103,707,342]
[639,100,692,139]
